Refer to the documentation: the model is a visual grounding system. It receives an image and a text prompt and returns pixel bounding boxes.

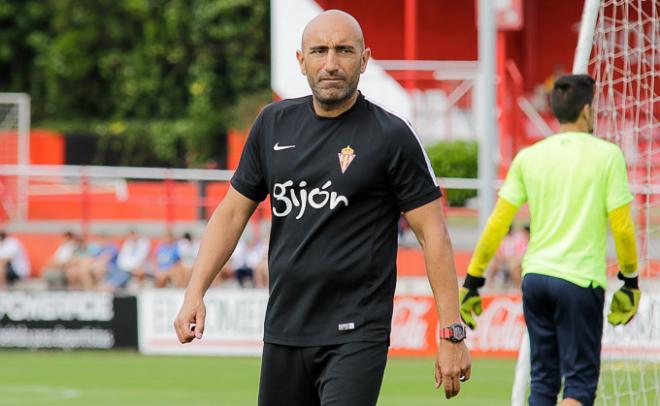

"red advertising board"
[390,294,525,357]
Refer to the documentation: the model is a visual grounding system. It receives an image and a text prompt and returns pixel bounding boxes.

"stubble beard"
[310,75,360,107]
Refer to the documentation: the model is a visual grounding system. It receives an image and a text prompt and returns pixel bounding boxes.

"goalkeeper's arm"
[609,203,637,276]
[461,198,519,329]
[607,203,640,326]
[466,198,519,278]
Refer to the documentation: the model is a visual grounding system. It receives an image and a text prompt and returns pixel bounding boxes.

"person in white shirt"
[0,230,31,288]
[228,234,267,288]
[43,231,83,289]
[100,230,150,292]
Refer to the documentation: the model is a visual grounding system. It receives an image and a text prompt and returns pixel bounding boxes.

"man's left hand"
[435,340,471,399]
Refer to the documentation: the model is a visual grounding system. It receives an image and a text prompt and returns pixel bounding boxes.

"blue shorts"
[522,273,605,406]
[154,266,171,274]
[105,267,132,288]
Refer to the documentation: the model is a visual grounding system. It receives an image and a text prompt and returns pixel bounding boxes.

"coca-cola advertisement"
[390,294,526,357]
[390,293,660,358]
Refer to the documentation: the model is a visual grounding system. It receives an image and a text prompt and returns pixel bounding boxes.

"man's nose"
[324,50,338,74]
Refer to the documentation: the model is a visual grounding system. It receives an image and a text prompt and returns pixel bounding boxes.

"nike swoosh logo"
[274,143,295,151]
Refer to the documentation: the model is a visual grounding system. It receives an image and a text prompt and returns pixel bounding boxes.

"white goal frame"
[0,93,31,221]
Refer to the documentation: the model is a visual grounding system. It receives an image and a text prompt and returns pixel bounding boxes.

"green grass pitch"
[0,351,516,405]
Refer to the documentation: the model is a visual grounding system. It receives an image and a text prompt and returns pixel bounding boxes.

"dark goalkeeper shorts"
[258,341,389,406]
[522,273,605,406]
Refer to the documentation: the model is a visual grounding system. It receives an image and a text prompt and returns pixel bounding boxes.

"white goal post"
[0,93,30,221]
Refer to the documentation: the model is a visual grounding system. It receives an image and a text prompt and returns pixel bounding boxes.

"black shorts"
[258,341,388,406]
[4,262,20,284]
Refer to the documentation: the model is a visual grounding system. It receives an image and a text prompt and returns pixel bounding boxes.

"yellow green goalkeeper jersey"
[499,131,633,288]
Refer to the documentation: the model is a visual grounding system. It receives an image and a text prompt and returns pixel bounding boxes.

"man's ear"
[583,104,593,125]
[583,103,595,133]
[360,48,371,74]
[296,50,307,76]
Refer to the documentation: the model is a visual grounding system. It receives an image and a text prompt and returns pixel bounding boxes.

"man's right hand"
[607,272,640,326]
[459,275,485,330]
[174,296,206,343]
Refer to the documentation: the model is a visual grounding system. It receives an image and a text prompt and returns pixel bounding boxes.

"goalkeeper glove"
[459,274,485,330]
[607,272,641,326]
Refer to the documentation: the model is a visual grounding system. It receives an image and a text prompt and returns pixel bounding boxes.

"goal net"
[0,93,30,221]
[585,1,659,404]
[513,1,659,405]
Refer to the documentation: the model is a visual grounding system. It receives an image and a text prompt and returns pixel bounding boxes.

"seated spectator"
[43,231,84,289]
[152,230,185,288]
[100,230,150,292]
[398,215,408,240]
[228,234,267,288]
[0,230,31,288]
[177,232,199,286]
[489,225,529,288]
[75,234,119,290]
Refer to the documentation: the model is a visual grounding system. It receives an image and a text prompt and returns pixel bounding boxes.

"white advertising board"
[138,289,268,356]
[138,289,659,359]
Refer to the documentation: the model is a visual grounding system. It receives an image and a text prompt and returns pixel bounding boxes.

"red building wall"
[314,0,583,91]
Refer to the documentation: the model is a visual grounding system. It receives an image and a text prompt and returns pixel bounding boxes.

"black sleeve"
[230,112,268,202]
[387,121,441,212]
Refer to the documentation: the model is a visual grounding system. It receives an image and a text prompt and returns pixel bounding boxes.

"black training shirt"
[231,93,441,346]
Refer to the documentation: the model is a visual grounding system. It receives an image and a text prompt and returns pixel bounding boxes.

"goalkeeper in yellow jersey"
[461,74,639,406]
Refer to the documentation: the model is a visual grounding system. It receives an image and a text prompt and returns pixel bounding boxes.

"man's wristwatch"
[439,323,467,343]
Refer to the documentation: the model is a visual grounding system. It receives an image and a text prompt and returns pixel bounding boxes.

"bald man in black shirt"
[174,10,471,405]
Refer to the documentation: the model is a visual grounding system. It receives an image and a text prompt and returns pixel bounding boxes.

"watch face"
[451,325,466,341]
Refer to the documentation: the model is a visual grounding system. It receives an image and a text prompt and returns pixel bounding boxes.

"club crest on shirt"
[338,145,356,174]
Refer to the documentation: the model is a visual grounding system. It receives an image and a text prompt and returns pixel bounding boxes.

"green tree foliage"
[0,0,270,166]
[426,140,478,207]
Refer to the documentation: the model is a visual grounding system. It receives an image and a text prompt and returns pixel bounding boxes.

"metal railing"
[0,164,487,231]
